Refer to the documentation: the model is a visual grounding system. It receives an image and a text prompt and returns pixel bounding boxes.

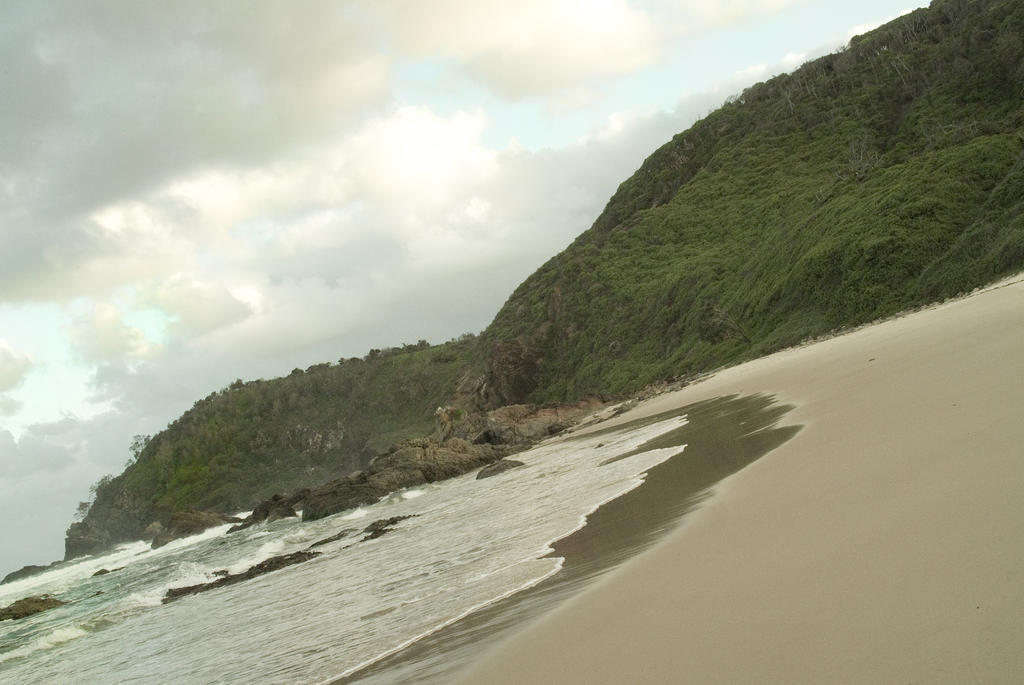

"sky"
[0,0,923,572]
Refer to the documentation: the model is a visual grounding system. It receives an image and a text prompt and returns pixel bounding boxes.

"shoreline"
[455,275,1024,683]
[337,395,799,684]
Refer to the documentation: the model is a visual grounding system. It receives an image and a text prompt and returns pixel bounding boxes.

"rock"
[162,551,321,603]
[302,438,510,521]
[0,595,66,621]
[151,510,243,548]
[476,459,526,479]
[307,528,357,549]
[228,490,309,533]
[64,521,113,560]
[482,401,600,446]
[142,521,164,539]
[481,340,539,408]
[360,515,418,541]
[2,564,53,585]
[435,406,457,441]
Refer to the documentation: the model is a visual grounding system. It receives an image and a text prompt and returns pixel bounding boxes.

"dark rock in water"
[91,567,122,577]
[0,595,66,621]
[2,564,54,585]
[152,510,243,549]
[360,515,418,541]
[302,438,510,521]
[228,489,309,533]
[162,550,321,603]
[213,569,229,577]
[307,528,357,549]
[476,459,526,479]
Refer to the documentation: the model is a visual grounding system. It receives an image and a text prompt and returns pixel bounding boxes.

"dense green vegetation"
[84,337,476,533]
[483,0,1024,401]
[73,0,1024,548]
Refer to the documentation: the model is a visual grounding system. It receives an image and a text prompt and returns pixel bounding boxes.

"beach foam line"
[324,434,688,684]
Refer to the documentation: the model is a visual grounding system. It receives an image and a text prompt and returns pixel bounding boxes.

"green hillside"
[483,0,1024,402]
[68,337,476,554]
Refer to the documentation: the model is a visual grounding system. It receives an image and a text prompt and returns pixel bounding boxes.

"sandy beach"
[456,276,1024,684]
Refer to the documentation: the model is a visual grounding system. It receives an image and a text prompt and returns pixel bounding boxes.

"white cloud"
[670,0,804,31]
[735,63,769,80]
[0,340,34,414]
[0,340,34,393]
[145,276,254,340]
[782,51,807,68]
[67,303,160,363]
[381,0,665,98]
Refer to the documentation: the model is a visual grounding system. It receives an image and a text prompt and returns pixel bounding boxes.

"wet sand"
[457,276,1024,684]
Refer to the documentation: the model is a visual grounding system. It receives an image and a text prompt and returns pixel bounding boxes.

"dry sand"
[457,277,1024,684]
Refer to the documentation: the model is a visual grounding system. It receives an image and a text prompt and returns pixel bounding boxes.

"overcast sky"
[0,0,921,572]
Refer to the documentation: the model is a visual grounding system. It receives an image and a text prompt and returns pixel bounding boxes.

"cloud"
[0,341,34,414]
[670,0,804,29]
[734,63,769,81]
[0,0,390,303]
[380,0,665,98]
[67,303,159,363]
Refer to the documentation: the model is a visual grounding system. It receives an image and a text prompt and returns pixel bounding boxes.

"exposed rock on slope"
[476,459,526,479]
[302,437,510,521]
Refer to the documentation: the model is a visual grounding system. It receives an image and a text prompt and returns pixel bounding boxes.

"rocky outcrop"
[436,397,605,448]
[480,401,599,445]
[64,521,114,560]
[1,563,56,585]
[480,340,539,408]
[359,515,417,541]
[302,438,511,521]
[0,595,65,621]
[476,459,526,479]
[64,482,156,560]
[162,550,321,603]
[151,510,243,548]
[307,528,357,549]
[228,490,309,533]
[91,565,120,577]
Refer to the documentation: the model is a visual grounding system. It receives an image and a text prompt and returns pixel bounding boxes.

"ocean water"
[0,412,693,684]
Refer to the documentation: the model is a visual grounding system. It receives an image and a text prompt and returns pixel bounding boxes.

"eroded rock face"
[481,399,604,446]
[64,521,113,560]
[481,340,539,408]
[0,595,65,621]
[476,459,526,479]
[302,438,510,521]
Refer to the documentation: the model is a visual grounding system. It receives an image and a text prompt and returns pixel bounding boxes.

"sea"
[0,395,796,684]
